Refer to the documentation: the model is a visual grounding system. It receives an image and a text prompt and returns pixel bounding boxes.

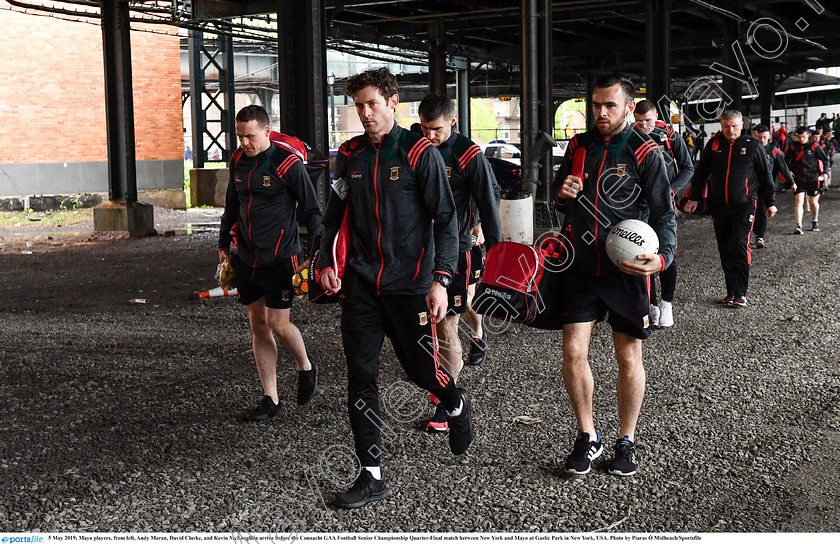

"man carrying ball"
[553,74,676,476]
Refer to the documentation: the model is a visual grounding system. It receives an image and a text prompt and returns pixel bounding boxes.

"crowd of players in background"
[683,113,837,239]
[216,70,839,508]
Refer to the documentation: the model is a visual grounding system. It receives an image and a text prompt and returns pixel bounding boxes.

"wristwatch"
[433,272,451,288]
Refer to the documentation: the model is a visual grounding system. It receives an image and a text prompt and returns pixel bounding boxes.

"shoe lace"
[354,472,374,495]
[616,441,636,463]
[572,435,593,458]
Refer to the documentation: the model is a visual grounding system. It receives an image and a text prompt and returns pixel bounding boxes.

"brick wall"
[0,10,182,164]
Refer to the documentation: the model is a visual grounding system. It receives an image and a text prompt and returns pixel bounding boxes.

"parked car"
[482,142,522,165]
[486,156,523,197]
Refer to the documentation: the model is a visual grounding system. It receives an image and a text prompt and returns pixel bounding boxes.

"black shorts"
[447,250,472,315]
[233,254,297,309]
[558,271,652,340]
[794,182,820,197]
[469,245,485,285]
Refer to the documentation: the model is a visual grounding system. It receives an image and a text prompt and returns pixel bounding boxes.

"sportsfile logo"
[2,537,44,543]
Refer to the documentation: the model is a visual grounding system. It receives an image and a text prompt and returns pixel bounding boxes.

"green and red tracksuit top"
[219,142,323,267]
[786,140,830,185]
[320,122,458,295]
[763,143,793,188]
[553,123,677,277]
[690,133,775,211]
[434,131,501,253]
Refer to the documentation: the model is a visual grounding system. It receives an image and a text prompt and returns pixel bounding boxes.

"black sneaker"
[425,403,449,433]
[447,389,473,455]
[755,237,765,248]
[335,471,388,509]
[246,395,281,421]
[720,295,734,305]
[811,221,820,232]
[467,330,487,366]
[608,437,638,476]
[297,362,318,405]
[564,431,603,475]
[731,295,747,308]
[794,225,803,235]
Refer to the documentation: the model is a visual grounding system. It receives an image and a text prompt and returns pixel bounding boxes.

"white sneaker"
[658,301,674,327]
[650,305,660,327]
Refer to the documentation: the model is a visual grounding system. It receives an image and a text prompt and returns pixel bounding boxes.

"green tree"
[469,98,498,143]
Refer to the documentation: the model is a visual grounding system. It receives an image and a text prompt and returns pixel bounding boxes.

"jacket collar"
[363,121,401,147]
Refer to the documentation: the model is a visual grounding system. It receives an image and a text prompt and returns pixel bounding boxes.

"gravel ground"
[0,193,838,533]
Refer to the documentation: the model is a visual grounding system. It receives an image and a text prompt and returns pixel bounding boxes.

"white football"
[605,219,660,266]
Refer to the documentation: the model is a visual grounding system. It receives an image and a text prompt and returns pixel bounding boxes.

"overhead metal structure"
[7,0,840,218]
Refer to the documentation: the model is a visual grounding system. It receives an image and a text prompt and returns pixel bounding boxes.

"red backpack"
[472,235,571,329]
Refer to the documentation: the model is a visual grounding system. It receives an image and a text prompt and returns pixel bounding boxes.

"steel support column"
[537,0,553,203]
[454,58,470,138]
[428,19,447,94]
[520,0,538,196]
[100,0,136,202]
[759,72,773,129]
[188,28,235,167]
[645,0,671,116]
[585,73,596,130]
[723,20,743,113]
[278,0,328,153]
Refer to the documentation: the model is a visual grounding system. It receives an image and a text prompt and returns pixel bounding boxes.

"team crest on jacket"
[446,166,452,177]
[740,147,747,155]
[263,175,271,187]
[418,312,428,326]
[390,166,400,181]
[454,295,462,307]
[616,164,627,176]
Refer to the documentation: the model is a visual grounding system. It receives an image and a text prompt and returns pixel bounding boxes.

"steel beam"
[759,72,773,128]
[278,0,329,201]
[100,0,137,202]
[645,0,671,115]
[455,58,471,139]
[537,0,553,203]
[722,20,743,113]
[585,73,596,131]
[188,29,235,167]
[428,19,447,94]
[520,0,538,196]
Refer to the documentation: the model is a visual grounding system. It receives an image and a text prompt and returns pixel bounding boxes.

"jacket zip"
[594,140,610,275]
[246,160,259,266]
[373,141,385,294]
[724,141,733,207]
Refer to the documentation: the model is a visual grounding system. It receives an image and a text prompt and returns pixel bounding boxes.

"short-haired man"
[787,126,830,233]
[632,99,694,328]
[319,68,473,508]
[685,111,776,306]
[417,92,501,432]
[554,74,677,476]
[752,124,794,248]
[218,105,322,421]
